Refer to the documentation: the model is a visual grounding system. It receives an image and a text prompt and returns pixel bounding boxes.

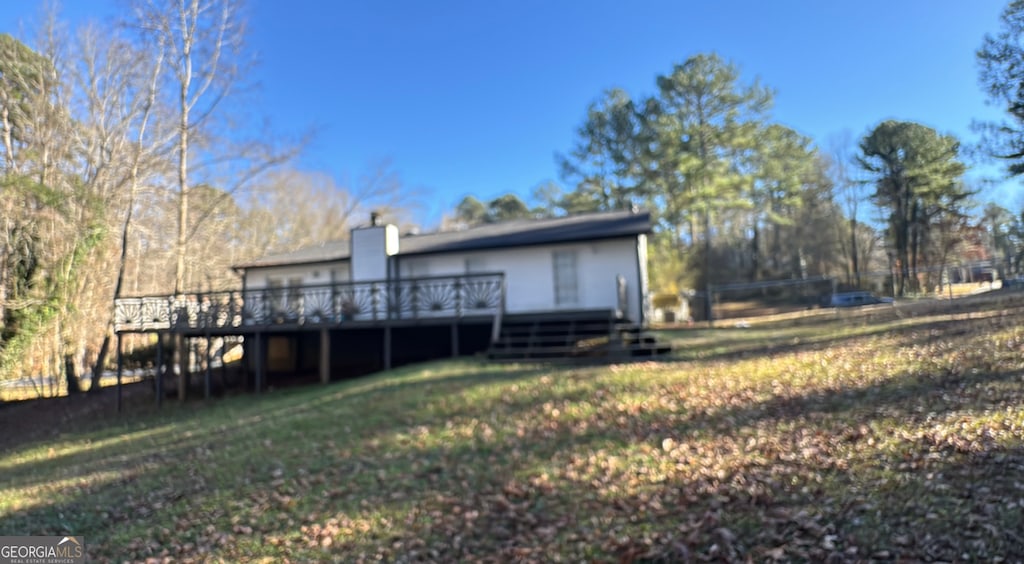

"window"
[267,277,304,314]
[267,277,286,312]
[287,277,304,307]
[553,250,579,306]
[406,260,429,278]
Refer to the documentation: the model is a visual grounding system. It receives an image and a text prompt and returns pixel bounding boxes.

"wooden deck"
[109,275,669,409]
[113,273,506,335]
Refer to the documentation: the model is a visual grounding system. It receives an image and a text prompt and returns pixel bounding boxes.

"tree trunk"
[702,209,712,288]
[910,224,919,294]
[175,83,190,295]
[90,176,137,391]
[64,354,82,394]
[849,216,860,288]
[0,217,8,337]
[750,224,759,282]
[90,43,163,392]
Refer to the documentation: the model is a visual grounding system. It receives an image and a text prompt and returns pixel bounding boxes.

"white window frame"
[267,276,285,302]
[553,250,579,307]
[287,276,304,308]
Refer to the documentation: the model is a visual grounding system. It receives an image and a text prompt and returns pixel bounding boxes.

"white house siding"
[244,262,349,290]
[243,262,351,321]
[397,237,644,318]
[240,237,645,321]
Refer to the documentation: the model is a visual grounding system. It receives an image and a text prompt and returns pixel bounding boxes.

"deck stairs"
[487,312,671,362]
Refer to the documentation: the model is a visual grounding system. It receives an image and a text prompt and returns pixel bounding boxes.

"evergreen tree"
[557,88,644,213]
[648,54,772,289]
[858,121,969,295]
[978,0,1024,175]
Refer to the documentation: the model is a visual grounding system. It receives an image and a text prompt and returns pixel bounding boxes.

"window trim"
[552,250,579,307]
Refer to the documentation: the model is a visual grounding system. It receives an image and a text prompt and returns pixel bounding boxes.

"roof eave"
[398,230,650,258]
[233,255,352,271]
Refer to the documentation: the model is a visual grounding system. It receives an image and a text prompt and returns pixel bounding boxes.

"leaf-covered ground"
[2,297,1024,562]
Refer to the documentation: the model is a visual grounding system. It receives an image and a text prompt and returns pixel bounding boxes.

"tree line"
[0,3,405,392]
[6,1,1024,392]
[450,4,1024,301]
[452,60,976,297]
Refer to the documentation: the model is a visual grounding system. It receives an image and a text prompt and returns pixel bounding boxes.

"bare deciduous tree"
[131,0,247,295]
[71,21,176,389]
[245,161,415,254]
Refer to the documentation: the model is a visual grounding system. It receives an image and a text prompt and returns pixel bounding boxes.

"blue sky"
[1,1,1016,225]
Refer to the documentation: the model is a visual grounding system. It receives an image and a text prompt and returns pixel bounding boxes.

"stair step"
[487,312,667,356]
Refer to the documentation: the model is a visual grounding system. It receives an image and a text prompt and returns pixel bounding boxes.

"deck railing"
[114,273,505,333]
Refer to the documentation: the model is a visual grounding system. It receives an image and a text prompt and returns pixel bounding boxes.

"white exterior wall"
[240,235,647,321]
[244,262,350,290]
[398,237,644,318]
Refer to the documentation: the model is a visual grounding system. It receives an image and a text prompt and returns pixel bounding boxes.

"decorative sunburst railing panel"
[462,277,503,312]
[114,273,504,332]
[335,282,381,321]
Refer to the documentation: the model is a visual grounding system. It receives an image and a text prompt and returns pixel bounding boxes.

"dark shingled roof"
[236,209,651,269]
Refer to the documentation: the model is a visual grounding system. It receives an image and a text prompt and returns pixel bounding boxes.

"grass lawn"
[2,296,1024,561]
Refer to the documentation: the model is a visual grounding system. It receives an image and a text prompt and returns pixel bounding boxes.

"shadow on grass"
[663,305,1024,364]
[364,438,1024,561]
[3,349,1023,560]
[337,361,1024,560]
[0,361,554,492]
[271,361,1024,561]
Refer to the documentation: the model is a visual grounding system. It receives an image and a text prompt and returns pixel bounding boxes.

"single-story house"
[238,209,651,322]
[113,209,657,401]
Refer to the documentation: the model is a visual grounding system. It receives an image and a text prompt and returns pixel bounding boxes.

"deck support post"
[116,333,123,413]
[451,322,459,358]
[204,335,212,399]
[320,328,330,384]
[176,334,187,402]
[383,326,392,370]
[220,336,227,385]
[254,332,263,393]
[155,334,164,407]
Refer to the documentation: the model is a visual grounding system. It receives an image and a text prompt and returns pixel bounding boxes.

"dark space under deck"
[248,321,496,389]
[126,308,656,406]
[110,274,508,407]
[149,319,497,401]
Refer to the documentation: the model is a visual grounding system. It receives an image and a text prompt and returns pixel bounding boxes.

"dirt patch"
[0,382,156,454]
